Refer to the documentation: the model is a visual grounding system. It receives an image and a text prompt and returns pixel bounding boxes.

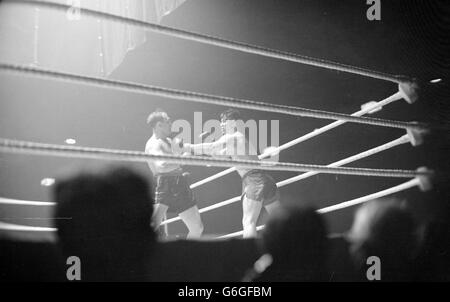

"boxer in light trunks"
[185,109,280,238]
[145,110,203,239]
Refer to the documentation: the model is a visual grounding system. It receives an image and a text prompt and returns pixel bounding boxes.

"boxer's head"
[147,110,172,138]
[220,108,242,135]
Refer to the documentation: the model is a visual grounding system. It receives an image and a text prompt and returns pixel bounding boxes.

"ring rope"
[0,177,420,233]
[190,91,404,189]
[161,134,411,225]
[0,197,55,206]
[218,178,421,239]
[0,221,57,232]
[4,0,409,84]
[0,63,426,131]
[0,138,430,178]
[277,134,410,187]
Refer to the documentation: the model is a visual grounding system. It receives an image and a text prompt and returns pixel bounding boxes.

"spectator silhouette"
[54,165,156,281]
[245,205,329,282]
[413,185,450,281]
[347,198,418,281]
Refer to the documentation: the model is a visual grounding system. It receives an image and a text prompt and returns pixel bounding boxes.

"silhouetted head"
[54,165,155,280]
[348,198,418,281]
[147,110,172,138]
[260,205,329,281]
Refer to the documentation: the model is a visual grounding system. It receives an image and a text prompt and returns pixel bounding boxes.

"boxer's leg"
[178,205,204,239]
[242,195,263,238]
[152,203,169,237]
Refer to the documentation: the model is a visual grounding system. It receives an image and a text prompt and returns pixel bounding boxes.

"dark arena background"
[0,0,449,283]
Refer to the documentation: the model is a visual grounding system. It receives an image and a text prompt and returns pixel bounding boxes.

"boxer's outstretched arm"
[184,135,227,156]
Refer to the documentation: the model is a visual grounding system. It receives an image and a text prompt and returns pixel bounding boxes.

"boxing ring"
[0,0,434,238]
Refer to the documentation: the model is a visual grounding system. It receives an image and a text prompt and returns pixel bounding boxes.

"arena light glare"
[40,178,55,187]
[65,138,76,145]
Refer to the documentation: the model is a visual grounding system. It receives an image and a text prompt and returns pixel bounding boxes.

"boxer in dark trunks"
[242,169,279,208]
[185,109,280,238]
[145,110,203,239]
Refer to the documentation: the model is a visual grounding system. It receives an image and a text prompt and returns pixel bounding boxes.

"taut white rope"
[218,178,422,239]
[190,91,404,189]
[0,138,429,178]
[161,134,412,225]
[317,178,420,214]
[0,197,55,206]
[0,221,56,232]
[3,0,416,86]
[0,63,426,131]
[277,134,410,187]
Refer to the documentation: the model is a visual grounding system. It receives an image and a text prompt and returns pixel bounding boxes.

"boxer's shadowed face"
[220,118,237,135]
[220,109,241,135]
